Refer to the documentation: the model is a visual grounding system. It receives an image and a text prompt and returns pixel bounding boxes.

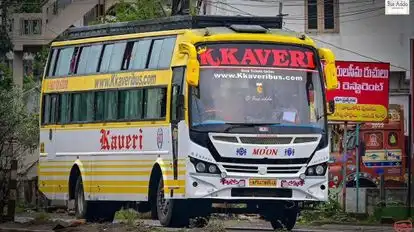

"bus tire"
[74,176,91,220]
[156,177,189,227]
[269,207,298,231]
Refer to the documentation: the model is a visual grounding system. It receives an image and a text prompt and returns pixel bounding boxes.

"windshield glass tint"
[191,43,325,128]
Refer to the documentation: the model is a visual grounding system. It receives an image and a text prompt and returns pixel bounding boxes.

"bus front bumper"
[185,173,328,201]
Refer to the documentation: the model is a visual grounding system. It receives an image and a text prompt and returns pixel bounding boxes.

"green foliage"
[202,219,226,232]
[110,0,166,22]
[0,27,13,58]
[33,47,50,80]
[298,196,359,225]
[17,0,42,13]
[0,63,13,90]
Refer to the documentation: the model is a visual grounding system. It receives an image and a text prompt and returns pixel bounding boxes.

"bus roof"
[55,15,283,41]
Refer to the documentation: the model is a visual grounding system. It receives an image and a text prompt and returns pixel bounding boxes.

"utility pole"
[277,0,288,28]
[277,0,289,18]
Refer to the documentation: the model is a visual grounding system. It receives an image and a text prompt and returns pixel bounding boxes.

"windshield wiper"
[223,123,278,133]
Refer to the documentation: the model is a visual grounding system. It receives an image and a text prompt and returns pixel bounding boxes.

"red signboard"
[326,61,390,122]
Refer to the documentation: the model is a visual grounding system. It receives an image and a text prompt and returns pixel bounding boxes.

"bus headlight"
[208,165,218,173]
[196,162,206,172]
[306,163,327,176]
[307,167,315,175]
[190,157,221,174]
[315,165,324,175]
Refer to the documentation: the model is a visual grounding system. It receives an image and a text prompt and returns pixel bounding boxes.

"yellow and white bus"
[38,15,338,230]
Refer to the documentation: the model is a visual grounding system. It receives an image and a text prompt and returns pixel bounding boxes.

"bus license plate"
[249,179,277,187]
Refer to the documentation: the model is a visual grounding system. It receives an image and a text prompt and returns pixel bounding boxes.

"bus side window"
[60,93,71,124]
[42,94,59,124]
[148,37,176,69]
[144,87,167,119]
[47,49,58,77]
[99,43,127,73]
[128,40,151,70]
[77,44,103,75]
[54,47,75,77]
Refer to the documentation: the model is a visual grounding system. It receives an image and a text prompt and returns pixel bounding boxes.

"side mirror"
[179,42,200,87]
[318,48,338,90]
[177,94,185,120]
[327,100,335,115]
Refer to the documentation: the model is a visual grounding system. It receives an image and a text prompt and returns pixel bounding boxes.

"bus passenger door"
[171,67,185,182]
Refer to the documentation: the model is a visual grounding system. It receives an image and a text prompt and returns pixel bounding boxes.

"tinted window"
[119,89,144,120]
[158,37,176,68]
[144,88,166,118]
[71,92,93,122]
[50,95,59,123]
[99,44,114,73]
[55,47,75,76]
[60,93,71,123]
[42,95,51,124]
[99,43,127,73]
[77,45,103,74]
[48,49,57,77]
[104,91,118,120]
[129,40,151,70]
[95,91,105,121]
[148,39,163,69]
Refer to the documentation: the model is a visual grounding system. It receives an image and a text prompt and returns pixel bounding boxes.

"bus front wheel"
[269,207,299,231]
[156,177,189,227]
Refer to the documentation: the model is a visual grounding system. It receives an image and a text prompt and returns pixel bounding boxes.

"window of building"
[20,19,42,35]
[306,0,339,33]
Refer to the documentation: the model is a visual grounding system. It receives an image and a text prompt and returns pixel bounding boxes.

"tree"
[91,0,200,24]
[110,0,167,22]
[0,84,39,221]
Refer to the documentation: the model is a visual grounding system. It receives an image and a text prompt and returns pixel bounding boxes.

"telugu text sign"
[326,61,390,122]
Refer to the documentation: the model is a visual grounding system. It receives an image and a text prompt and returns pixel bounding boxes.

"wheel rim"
[77,184,84,215]
[157,180,170,217]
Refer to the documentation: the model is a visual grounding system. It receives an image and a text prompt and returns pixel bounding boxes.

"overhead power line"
[207,0,410,73]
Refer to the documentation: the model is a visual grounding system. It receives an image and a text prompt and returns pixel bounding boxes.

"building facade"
[205,0,412,134]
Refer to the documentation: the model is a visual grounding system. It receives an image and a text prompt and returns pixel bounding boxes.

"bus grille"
[211,135,319,145]
[222,164,303,174]
[239,137,292,144]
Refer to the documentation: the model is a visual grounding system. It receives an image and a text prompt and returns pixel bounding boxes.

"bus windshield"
[191,43,326,131]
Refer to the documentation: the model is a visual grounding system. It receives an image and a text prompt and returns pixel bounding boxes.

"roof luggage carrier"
[54,15,283,41]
